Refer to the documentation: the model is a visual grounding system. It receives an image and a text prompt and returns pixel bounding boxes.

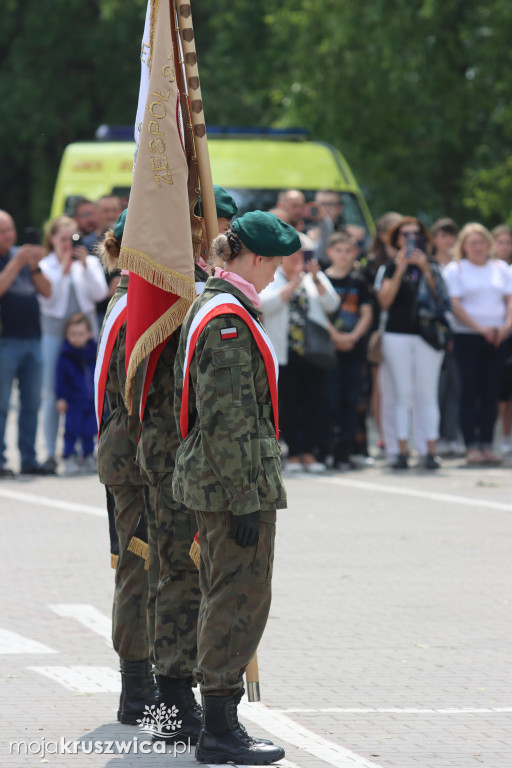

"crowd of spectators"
[0,197,112,476]
[1,190,512,477]
[262,190,512,471]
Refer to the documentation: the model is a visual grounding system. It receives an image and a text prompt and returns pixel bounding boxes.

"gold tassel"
[189,538,201,570]
[125,297,192,412]
[128,536,149,561]
[111,553,119,570]
[144,558,149,571]
[118,247,196,300]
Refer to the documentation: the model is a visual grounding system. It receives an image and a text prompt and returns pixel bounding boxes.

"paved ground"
[0,410,510,767]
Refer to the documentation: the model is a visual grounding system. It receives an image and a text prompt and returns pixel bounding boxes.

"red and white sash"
[180,293,279,440]
[94,294,128,434]
[138,280,207,422]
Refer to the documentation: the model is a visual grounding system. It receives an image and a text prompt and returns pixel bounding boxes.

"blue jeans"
[63,403,96,458]
[42,333,63,460]
[0,337,42,468]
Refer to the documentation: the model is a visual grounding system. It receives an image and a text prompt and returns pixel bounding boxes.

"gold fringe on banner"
[189,538,201,570]
[124,296,192,411]
[111,553,119,570]
[119,247,196,298]
[128,536,149,561]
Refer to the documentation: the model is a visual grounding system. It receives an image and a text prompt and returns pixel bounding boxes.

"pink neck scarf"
[214,266,261,307]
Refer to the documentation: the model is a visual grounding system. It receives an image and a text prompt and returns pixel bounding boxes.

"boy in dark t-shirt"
[319,232,372,468]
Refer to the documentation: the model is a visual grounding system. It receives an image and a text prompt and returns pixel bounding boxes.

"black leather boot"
[118,659,157,725]
[196,694,285,764]
[152,676,202,744]
[232,688,273,746]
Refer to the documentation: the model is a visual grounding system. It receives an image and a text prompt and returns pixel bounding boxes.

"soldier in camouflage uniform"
[173,211,301,764]
[138,188,238,745]
[96,211,156,724]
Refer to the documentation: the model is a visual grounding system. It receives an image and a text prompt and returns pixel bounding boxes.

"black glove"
[229,510,260,548]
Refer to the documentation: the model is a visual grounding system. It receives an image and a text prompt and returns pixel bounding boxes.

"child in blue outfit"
[55,313,97,475]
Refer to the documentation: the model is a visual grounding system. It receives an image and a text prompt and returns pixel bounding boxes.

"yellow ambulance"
[51,127,373,231]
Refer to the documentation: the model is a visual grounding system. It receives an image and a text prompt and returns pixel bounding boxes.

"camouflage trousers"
[110,483,150,662]
[195,509,276,696]
[144,471,200,678]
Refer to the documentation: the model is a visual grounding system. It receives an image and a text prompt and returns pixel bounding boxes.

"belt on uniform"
[258,404,272,419]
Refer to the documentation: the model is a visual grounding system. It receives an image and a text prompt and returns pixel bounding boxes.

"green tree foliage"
[2,0,512,231]
[260,0,512,222]
[0,0,146,230]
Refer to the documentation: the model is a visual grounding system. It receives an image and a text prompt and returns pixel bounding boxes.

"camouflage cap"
[232,211,301,257]
[113,209,127,241]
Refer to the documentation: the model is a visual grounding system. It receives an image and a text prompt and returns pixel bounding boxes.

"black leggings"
[279,350,325,457]
[453,333,506,447]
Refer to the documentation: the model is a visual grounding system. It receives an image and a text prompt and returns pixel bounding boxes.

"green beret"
[195,185,238,219]
[113,209,127,241]
[213,185,238,219]
[231,211,301,257]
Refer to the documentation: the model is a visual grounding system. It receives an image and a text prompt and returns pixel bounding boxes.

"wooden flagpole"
[175,1,219,249]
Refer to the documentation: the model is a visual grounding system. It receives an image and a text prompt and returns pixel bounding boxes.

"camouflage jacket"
[172,277,286,515]
[97,276,143,486]
[137,264,209,479]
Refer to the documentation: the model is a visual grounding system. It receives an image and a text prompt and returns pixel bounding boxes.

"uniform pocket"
[251,510,276,584]
[257,438,284,508]
[212,346,251,408]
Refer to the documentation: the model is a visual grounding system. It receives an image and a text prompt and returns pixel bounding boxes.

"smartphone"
[405,233,427,258]
[23,227,40,245]
[303,248,314,264]
[405,234,416,259]
[70,233,83,258]
[414,233,427,253]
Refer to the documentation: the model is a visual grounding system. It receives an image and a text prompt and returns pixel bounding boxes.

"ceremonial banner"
[119,0,196,410]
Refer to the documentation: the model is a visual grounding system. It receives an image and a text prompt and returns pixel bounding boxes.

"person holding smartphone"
[260,233,340,472]
[38,216,108,472]
[0,211,52,476]
[378,217,444,469]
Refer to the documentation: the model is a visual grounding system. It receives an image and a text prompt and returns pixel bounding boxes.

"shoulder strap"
[94,293,128,435]
[181,293,279,440]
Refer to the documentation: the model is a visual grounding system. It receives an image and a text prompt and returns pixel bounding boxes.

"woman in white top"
[260,240,339,472]
[444,223,512,464]
[39,215,108,469]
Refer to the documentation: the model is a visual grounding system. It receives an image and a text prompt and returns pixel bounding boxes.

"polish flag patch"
[220,326,238,340]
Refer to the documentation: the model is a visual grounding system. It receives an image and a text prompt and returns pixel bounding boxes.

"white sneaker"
[81,454,97,473]
[61,456,82,476]
[436,439,451,455]
[351,454,375,468]
[449,440,466,456]
[286,461,303,473]
[303,461,326,474]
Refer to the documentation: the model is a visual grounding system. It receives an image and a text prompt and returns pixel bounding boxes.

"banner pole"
[175,1,219,248]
